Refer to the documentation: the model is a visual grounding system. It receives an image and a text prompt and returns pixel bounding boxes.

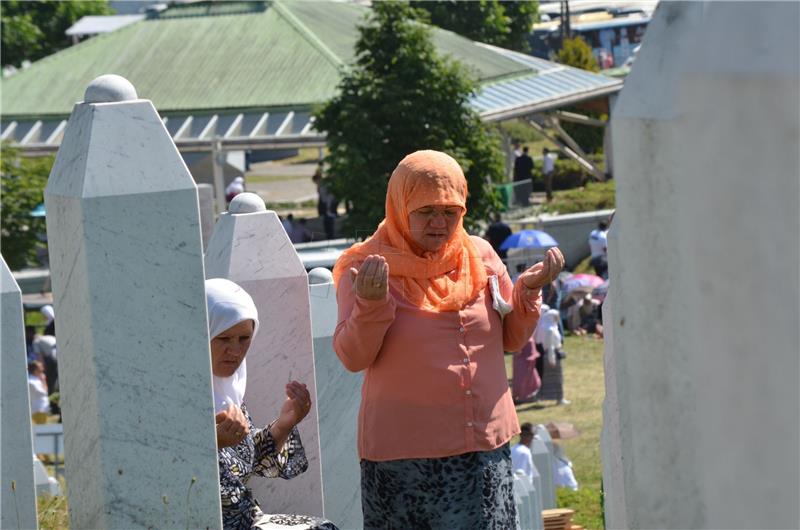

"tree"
[1,0,113,68]
[556,36,599,72]
[411,0,538,52]
[1,145,53,270]
[555,37,604,154]
[314,1,505,237]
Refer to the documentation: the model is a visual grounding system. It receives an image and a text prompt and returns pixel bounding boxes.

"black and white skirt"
[361,444,516,530]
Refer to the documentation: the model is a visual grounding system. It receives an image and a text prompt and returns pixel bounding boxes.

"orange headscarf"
[333,150,487,312]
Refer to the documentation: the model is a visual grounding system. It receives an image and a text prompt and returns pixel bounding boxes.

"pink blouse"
[333,236,541,461]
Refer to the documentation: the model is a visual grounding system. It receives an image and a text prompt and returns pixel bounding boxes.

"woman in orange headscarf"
[332,150,564,529]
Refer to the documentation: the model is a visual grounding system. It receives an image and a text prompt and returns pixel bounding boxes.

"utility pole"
[560,0,572,48]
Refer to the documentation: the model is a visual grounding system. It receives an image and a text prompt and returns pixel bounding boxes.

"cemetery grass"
[38,476,68,529]
[506,335,606,530]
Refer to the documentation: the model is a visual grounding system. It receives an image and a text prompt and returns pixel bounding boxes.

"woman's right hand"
[349,254,389,300]
[215,403,249,448]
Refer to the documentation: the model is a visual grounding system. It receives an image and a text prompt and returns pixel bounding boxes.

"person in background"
[282,213,295,236]
[485,212,512,259]
[552,443,579,491]
[567,293,602,337]
[513,147,534,206]
[534,307,569,405]
[513,333,541,404]
[332,150,564,529]
[25,325,37,362]
[511,423,536,484]
[312,164,325,217]
[290,218,312,244]
[225,176,245,203]
[28,360,50,424]
[41,304,55,336]
[205,278,338,530]
[588,220,609,279]
[542,148,557,202]
[32,335,58,395]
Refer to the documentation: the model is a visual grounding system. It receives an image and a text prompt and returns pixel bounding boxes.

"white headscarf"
[40,305,55,325]
[534,307,562,352]
[225,176,245,196]
[205,278,259,413]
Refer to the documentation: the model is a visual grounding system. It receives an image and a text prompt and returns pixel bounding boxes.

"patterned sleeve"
[218,453,251,518]
[251,424,309,479]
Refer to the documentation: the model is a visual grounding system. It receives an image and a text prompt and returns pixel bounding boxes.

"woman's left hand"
[522,247,566,290]
[275,380,312,432]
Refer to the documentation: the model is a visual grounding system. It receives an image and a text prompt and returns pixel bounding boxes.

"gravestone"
[204,193,324,517]
[1,256,38,529]
[605,2,799,529]
[309,267,363,529]
[44,75,222,529]
[513,471,534,530]
[533,426,557,509]
[528,461,544,530]
[197,183,215,249]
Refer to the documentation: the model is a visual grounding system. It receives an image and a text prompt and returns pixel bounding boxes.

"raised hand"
[274,380,312,432]
[349,254,389,300]
[522,247,566,290]
[215,403,250,448]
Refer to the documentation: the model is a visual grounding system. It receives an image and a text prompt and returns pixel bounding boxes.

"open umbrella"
[561,273,605,294]
[499,229,558,251]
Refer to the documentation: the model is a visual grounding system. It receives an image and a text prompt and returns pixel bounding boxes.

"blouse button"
[459,326,466,332]
[465,390,472,396]
[463,358,469,364]
[466,422,473,427]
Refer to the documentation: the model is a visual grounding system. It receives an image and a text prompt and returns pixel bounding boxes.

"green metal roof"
[1,0,530,119]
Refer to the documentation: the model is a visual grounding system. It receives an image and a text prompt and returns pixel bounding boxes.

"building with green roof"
[1,1,620,150]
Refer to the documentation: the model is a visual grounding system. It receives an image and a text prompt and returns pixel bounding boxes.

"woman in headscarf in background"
[332,150,564,529]
[512,305,548,403]
[205,278,338,530]
[225,176,245,203]
[534,307,569,405]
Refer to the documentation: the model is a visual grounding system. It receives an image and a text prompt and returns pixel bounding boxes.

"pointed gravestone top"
[84,74,138,103]
[229,192,267,214]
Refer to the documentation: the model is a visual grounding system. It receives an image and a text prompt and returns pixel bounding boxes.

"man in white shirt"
[588,220,609,279]
[511,422,536,483]
[542,148,557,202]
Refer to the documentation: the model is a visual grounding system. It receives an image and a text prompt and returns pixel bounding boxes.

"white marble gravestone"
[605,3,799,529]
[513,472,534,530]
[530,435,556,510]
[1,256,38,529]
[44,75,222,529]
[309,267,363,529]
[197,183,215,250]
[204,193,324,517]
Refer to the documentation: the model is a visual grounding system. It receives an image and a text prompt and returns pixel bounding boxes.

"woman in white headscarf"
[205,278,338,530]
[225,176,245,203]
[534,307,569,405]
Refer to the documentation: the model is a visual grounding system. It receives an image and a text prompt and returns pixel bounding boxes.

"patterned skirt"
[361,444,516,530]
[253,513,338,530]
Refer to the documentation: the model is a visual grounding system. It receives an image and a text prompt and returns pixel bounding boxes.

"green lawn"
[506,335,606,530]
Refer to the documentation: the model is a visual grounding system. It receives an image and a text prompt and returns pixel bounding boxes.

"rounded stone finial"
[228,192,266,214]
[84,75,138,103]
[308,267,334,285]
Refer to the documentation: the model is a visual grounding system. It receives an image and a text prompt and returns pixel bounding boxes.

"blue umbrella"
[499,229,558,251]
[30,203,46,218]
